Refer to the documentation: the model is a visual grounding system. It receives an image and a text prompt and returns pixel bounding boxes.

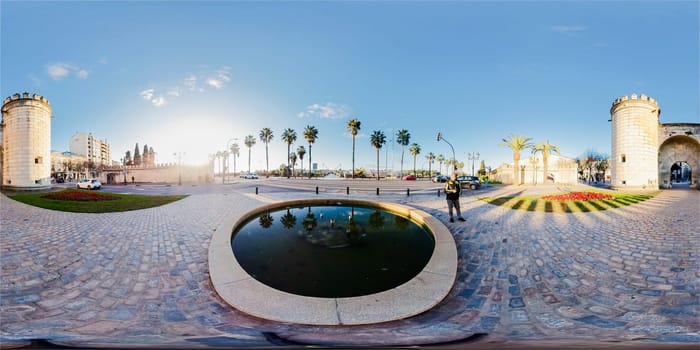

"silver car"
[76,178,102,190]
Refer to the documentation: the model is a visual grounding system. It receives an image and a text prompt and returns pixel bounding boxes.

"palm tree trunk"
[513,154,520,185]
[400,148,405,177]
[376,148,380,181]
[413,156,416,177]
[351,136,356,179]
[308,144,312,179]
[265,144,269,176]
[287,144,291,178]
[248,148,251,174]
[542,153,548,184]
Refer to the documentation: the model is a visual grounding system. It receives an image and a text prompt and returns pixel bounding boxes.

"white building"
[69,132,111,166]
[50,151,88,181]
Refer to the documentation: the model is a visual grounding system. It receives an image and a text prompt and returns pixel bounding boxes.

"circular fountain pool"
[209,198,457,325]
[232,204,435,298]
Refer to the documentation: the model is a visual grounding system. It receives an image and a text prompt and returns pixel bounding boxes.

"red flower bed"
[41,190,118,201]
[541,191,614,201]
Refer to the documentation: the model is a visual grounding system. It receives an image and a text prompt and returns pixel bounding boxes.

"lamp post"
[225,138,239,183]
[174,152,185,185]
[467,152,480,177]
[436,132,457,175]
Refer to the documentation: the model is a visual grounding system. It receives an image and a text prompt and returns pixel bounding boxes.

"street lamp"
[467,152,480,177]
[174,152,185,185]
[436,132,457,175]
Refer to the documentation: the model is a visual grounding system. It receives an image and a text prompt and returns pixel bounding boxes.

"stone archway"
[659,135,700,189]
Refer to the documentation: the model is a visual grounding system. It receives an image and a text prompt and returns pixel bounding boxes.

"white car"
[242,173,259,179]
[76,178,102,190]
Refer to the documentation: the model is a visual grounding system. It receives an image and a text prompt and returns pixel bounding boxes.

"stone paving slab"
[1,184,699,347]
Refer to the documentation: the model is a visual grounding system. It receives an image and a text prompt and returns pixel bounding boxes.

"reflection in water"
[259,212,274,228]
[232,204,435,298]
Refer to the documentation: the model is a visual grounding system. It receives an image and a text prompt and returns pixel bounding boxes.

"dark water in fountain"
[231,205,435,298]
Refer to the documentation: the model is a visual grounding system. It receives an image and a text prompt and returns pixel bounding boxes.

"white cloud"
[47,62,90,80]
[167,87,181,97]
[184,74,198,91]
[299,102,350,119]
[206,78,225,89]
[140,89,155,100]
[77,69,89,79]
[151,96,166,107]
[551,25,588,33]
[47,63,71,80]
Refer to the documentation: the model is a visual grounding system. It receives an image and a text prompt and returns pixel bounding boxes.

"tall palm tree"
[289,152,297,178]
[437,154,445,175]
[370,130,387,181]
[281,128,297,178]
[215,151,223,177]
[396,129,411,177]
[297,146,306,177]
[303,125,318,178]
[230,142,240,177]
[409,143,421,176]
[426,152,436,178]
[532,140,560,184]
[259,128,273,176]
[500,134,534,185]
[244,135,256,174]
[346,118,361,179]
[221,150,229,183]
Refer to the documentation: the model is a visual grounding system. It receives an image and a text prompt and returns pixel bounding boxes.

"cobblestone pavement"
[1,184,698,348]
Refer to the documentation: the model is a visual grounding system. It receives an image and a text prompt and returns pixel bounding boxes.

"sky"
[1,1,698,174]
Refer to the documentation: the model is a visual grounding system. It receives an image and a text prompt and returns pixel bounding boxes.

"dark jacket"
[444,179,461,200]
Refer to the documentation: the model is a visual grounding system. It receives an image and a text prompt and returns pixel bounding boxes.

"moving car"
[457,175,481,190]
[401,175,417,181]
[241,173,259,179]
[76,178,102,190]
[431,175,448,183]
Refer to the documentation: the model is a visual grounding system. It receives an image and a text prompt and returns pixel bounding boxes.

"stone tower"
[1,93,53,189]
[609,93,660,189]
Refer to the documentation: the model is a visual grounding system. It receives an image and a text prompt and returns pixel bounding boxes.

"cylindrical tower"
[1,93,53,189]
[610,93,660,189]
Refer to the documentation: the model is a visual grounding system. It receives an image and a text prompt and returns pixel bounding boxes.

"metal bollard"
[316,186,319,195]
[346,186,350,195]
[255,186,258,195]
[376,188,380,196]
[437,189,441,197]
[407,188,410,196]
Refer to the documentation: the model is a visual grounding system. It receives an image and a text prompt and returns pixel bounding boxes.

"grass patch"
[8,189,187,213]
[479,190,656,213]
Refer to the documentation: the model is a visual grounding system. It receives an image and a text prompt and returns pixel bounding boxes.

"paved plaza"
[0,182,698,348]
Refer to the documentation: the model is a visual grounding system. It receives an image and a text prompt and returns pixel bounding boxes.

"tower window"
[620,154,626,163]
[35,156,43,164]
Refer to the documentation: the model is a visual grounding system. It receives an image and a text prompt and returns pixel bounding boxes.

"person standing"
[445,173,466,223]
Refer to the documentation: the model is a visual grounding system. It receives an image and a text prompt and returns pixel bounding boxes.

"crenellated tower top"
[610,93,660,117]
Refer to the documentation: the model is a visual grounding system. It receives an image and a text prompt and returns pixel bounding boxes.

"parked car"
[432,175,448,183]
[401,175,417,181]
[76,178,102,190]
[457,175,481,190]
[242,173,259,179]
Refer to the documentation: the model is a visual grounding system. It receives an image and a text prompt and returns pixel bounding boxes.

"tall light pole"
[436,132,457,175]
[174,152,185,185]
[467,152,480,177]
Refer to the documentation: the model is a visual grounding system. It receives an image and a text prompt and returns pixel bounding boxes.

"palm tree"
[281,128,297,178]
[370,130,387,181]
[500,134,534,185]
[303,125,318,178]
[215,151,223,177]
[426,152,436,178]
[297,146,306,177]
[289,152,298,178]
[409,143,421,176]
[346,118,361,179]
[436,154,445,175]
[532,140,560,184]
[244,135,256,174]
[230,142,240,177]
[221,150,229,183]
[396,129,411,177]
[259,128,274,176]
